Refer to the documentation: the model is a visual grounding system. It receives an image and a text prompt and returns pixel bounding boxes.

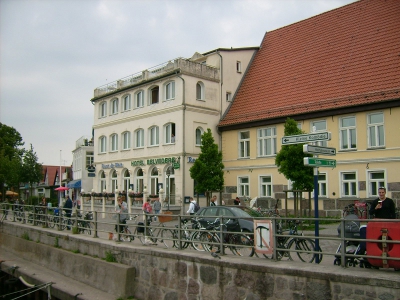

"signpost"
[303,145,336,156]
[304,157,336,168]
[281,132,331,145]
[280,131,335,264]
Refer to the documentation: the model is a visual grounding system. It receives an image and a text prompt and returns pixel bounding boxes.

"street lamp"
[166,167,171,211]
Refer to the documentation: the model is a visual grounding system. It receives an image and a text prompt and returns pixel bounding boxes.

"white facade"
[71,136,94,195]
[90,48,258,211]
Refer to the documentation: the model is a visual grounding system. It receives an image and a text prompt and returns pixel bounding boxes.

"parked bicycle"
[71,212,93,235]
[263,219,323,263]
[133,215,175,247]
[169,218,203,249]
[195,218,255,257]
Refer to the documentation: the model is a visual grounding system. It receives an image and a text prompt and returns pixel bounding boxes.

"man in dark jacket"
[63,195,73,229]
[369,187,396,219]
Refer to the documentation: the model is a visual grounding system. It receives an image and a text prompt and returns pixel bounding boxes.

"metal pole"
[167,174,170,211]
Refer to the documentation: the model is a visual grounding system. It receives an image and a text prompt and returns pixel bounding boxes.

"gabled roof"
[42,165,68,187]
[219,0,400,129]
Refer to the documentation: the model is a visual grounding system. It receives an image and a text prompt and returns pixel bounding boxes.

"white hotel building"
[90,48,258,212]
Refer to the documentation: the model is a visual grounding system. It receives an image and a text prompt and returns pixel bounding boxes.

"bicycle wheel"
[160,229,175,248]
[47,215,56,228]
[84,222,92,235]
[191,230,206,251]
[287,237,321,263]
[199,231,219,252]
[124,228,132,241]
[230,234,255,257]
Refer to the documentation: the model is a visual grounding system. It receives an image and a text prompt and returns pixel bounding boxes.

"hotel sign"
[102,163,123,169]
[131,156,179,167]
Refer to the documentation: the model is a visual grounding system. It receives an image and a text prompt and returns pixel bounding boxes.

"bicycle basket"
[137,222,145,233]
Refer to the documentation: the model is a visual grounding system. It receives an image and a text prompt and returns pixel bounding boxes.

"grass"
[104,251,117,263]
[54,236,61,248]
[21,232,30,241]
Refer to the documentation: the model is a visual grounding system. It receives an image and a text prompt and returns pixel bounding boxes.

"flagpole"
[59,150,62,207]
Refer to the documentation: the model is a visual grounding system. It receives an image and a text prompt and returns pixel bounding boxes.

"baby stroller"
[334,213,370,267]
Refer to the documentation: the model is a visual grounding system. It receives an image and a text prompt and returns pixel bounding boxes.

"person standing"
[142,199,155,245]
[369,187,396,219]
[153,198,162,221]
[187,197,196,215]
[63,195,73,230]
[234,197,240,205]
[210,195,217,206]
[115,196,128,240]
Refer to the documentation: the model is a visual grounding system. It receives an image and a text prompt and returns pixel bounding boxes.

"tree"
[275,118,313,191]
[189,128,224,206]
[0,123,25,201]
[21,144,43,204]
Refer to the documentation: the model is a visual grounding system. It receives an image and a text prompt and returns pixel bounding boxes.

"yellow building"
[218,0,400,216]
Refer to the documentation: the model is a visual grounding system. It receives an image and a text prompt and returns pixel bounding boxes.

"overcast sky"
[0,0,356,166]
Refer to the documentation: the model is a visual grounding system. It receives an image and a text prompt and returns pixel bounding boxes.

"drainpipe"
[177,72,186,216]
[216,51,223,202]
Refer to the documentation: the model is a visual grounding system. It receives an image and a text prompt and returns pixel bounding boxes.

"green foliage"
[104,251,117,262]
[0,123,25,201]
[275,118,313,191]
[21,232,30,240]
[189,129,224,204]
[54,236,60,248]
[72,249,80,253]
[21,144,43,204]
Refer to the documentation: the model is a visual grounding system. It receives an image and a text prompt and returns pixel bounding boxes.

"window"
[100,171,106,191]
[196,82,204,100]
[123,95,131,111]
[110,134,118,151]
[239,131,250,158]
[99,136,107,153]
[368,112,384,148]
[311,120,327,147]
[122,132,131,150]
[149,126,159,146]
[341,172,357,197]
[111,170,118,192]
[236,61,242,73]
[165,81,175,101]
[165,123,176,144]
[260,176,272,197]
[318,172,327,197]
[135,91,144,108]
[136,169,144,192]
[111,98,119,114]
[150,167,159,195]
[340,116,357,150]
[226,92,232,102]
[238,177,249,196]
[100,102,107,118]
[195,127,203,146]
[123,169,130,192]
[368,171,385,197]
[258,127,276,156]
[86,151,94,168]
[134,129,144,148]
[150,86,159,105]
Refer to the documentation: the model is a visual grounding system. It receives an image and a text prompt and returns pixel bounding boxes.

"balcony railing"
[93,58,220,98]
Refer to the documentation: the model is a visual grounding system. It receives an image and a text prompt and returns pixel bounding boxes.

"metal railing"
[2,203,400,270]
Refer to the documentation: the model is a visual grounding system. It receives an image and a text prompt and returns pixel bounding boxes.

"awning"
[67,180,81,189]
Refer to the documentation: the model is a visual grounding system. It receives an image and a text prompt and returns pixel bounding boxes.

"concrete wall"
[1,222,399,300]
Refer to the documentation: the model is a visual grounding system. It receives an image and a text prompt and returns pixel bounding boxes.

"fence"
[1,203,400,271]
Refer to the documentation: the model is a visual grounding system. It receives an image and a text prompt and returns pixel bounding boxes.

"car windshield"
[228,207,253,218]
[236,206,264,218]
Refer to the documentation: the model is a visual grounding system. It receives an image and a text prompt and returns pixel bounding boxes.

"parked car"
[194,205,263,233]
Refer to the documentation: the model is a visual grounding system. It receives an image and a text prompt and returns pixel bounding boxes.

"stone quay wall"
[1,222,399,300]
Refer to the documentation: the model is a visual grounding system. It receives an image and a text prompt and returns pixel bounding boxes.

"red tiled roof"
[42,165,68,187]
[219,0,400,128]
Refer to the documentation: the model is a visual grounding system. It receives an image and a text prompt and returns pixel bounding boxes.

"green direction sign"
[304,157,336,168]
